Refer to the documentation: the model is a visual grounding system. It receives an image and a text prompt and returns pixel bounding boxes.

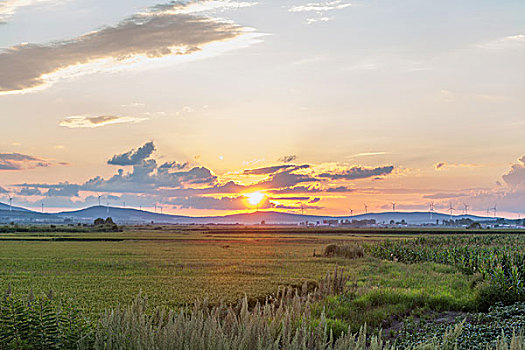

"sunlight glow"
[245,192,265,206]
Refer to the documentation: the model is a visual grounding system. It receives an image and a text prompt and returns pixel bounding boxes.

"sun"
[244,192,265,206]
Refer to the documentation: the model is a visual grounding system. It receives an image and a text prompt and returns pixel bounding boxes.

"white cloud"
[0,2,258,94]
[478,34,525,50]
[0,0,63,22]
[306,16,332,24]
[289,0,351,13]
[59,116,148,128]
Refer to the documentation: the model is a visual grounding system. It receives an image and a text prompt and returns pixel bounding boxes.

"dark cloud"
[159,161,189,171]
[168,196,272,210]
[0,153,51,170]
[269,196,310,201]
[0,5,245,93]
[257,170,319,189]
[326,186,354,193]
[18,187,43,196]
[318,166,394,180]
[502,156,525,189]
[423,192,469,199]
[243,164,309,175]
[46,184,81,197]
[20,142,217,195]
[279,155,297,163]
[267,186,322,194]
[309,197,320,203]
[108,142,155,166]
[435,162,446,170]
[273,204,323,210]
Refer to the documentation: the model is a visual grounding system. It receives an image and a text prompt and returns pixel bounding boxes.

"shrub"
[323,244,365,259]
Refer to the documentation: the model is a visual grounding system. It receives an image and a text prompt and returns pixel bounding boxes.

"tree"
[94,218,105,226]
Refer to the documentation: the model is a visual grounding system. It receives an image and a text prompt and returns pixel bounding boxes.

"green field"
[2,227,525,349]
[0,227,407,315]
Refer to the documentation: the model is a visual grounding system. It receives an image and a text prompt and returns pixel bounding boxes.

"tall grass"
[323,244,365,259]
[2,266,525,349]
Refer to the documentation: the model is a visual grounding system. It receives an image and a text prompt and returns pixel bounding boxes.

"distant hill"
[0,203,501,225]
[57,206,190,223]
[0,202,33,212]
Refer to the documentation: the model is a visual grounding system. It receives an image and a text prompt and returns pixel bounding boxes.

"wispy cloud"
[0,152,51,170]
[478,34,525,50]
[434,162,480,171]
[59,115,148,128]
[0,0,63,23]
[289,0,351,13]
[289,0,351,24]
[0,2,254,94]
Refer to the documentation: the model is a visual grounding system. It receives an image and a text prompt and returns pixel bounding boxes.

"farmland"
[0,227,407,314]
[1,226,525,349]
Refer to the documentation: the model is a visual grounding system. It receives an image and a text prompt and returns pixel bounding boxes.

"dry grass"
[323,244,365,259]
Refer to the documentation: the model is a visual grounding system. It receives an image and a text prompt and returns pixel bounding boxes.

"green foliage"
[368,235,525,309]
[0,287,91,349]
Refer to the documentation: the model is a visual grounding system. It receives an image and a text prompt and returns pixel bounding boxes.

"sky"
[0,0,524,217]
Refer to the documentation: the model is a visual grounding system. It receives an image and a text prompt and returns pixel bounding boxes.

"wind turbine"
[491,204,497,218]
[301,204,304,216]
[391,202,396,212]
[97,194,102,207]
[41,202,44,213]
[448,202,455,220]
[463,203,469,215]
[364,203,368,214]
[349,208,353,216]
[8,195,13,211]
[429,202,435,221]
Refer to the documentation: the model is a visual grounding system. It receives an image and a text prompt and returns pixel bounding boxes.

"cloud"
[318,165,394,180]
[478,34,525,50]
[46,183,80,197]
[306,17,332,24]
[168,195,271,210]
[243,164,309,175]
[309,197,320,203]
[267,186,322,194]
[108,142,156,166]
[502,156,525,189]
[289,1,351,13]
[59,115,148,128]
[0,153,51,170]
[0,3,248,93]
[423,192,469,199]
[326,186,354,193]
[17,187,43,196]
[0,186,8,194]
[0,0,60,23]
[434,162,480,170]
[256,169,319,189]
[269,196,311,201]
[278,155,297,163]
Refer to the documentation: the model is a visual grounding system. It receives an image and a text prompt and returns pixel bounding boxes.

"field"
[0,227,408,314]
[2,226,525,349]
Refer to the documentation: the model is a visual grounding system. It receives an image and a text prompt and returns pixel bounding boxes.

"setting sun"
[244,192,265,206]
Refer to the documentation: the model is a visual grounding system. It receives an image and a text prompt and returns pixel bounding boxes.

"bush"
[324,244,365,259]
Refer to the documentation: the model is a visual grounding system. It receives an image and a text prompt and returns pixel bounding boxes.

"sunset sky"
[1,0,524,217]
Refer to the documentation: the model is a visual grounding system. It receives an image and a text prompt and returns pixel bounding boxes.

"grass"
[0,228,395,316]
[315,257,478,333]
